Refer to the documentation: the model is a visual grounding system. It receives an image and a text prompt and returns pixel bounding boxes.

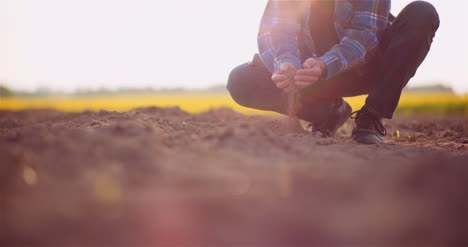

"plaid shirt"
[258,0,391,80]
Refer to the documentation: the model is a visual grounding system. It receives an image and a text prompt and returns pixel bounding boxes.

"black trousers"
[227,1,440,122]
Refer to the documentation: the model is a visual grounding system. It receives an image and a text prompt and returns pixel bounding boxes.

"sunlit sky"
[1,0,467,93]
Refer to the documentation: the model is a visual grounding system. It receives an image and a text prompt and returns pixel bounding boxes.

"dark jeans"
[227,1,440,122]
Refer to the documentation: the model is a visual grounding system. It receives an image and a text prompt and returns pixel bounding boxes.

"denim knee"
[227,63,252,107]
[403,1,440,31]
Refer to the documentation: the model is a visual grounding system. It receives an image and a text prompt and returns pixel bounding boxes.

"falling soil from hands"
[286,90,305,133]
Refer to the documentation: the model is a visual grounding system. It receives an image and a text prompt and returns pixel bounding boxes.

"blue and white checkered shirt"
[258,0,391,80]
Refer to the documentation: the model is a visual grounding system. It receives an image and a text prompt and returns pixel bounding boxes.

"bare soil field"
[1,107,467,246]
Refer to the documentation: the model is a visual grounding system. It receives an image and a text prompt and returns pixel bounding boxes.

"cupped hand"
[294,58,326,89]
[272,63,297,91]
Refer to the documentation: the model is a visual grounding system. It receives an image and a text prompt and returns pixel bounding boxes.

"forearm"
[318,0,390,80]
[257,0,309,73]
[319,31,379,80]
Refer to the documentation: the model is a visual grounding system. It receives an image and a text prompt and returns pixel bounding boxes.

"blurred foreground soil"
[1,107,467,246]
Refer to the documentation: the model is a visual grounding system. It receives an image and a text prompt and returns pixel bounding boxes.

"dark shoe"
[308,99,352,137]
[351,107,387,144]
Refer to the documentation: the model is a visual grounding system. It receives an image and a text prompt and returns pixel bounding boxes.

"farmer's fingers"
[278,62,297,74]
[278,63,289,73]
[276,79,293,89]
[303,58,320,69]
[295,81,315,88]
[293,75,319,83]
[272,73,289,83]
[296,68,322,77]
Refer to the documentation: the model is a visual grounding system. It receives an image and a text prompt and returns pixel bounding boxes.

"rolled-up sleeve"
[319,0,390,80]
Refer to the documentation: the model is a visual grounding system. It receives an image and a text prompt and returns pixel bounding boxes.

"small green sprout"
[395,130,400,139]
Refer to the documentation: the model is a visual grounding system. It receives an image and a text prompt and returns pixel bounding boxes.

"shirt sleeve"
[319,0,390,80]
[257,0,310,73]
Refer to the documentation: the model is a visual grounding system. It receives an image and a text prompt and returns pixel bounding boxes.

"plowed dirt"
[1,107,467,246]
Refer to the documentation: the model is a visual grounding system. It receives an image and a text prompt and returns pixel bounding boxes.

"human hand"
[272,63,298,91]
[294,58,326,89]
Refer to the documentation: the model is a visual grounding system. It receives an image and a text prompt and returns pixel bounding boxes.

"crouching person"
[227,0,439,144]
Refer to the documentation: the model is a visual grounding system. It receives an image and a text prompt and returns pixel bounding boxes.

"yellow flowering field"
[1,92,466,115]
